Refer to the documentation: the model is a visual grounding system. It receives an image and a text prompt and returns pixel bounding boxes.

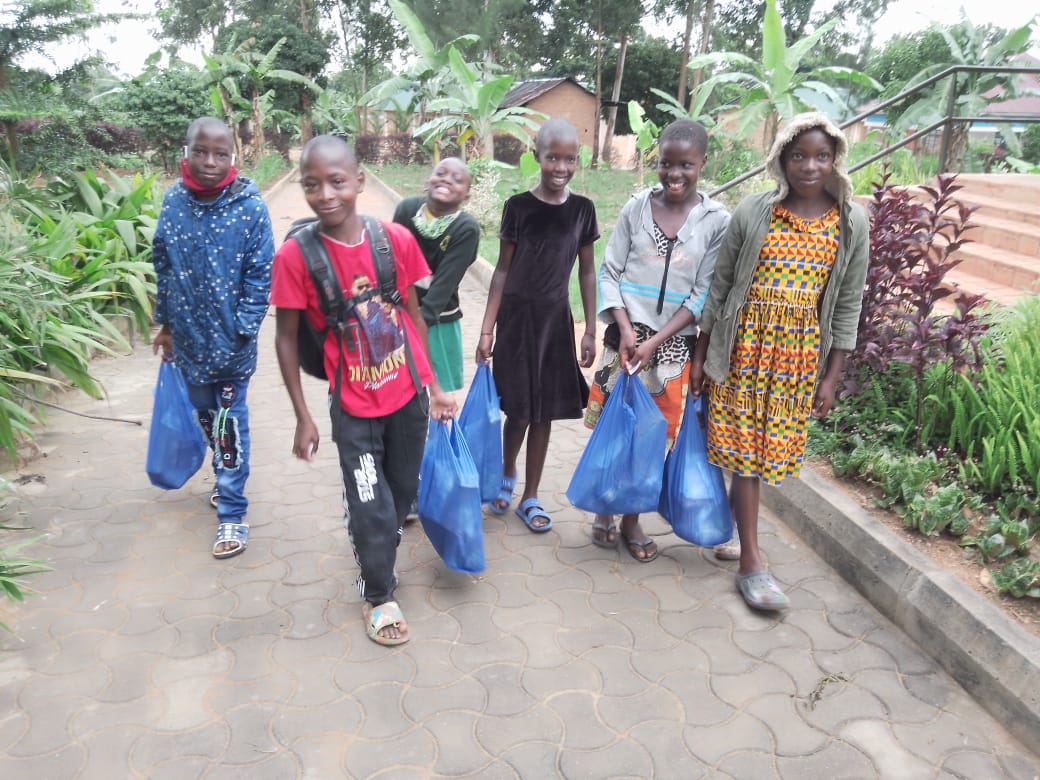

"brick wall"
[524,83,599,148]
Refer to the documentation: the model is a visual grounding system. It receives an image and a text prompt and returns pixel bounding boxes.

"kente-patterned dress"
[706,203,839,485]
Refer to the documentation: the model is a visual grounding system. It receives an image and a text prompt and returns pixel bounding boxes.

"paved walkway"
[1,169,1038,779]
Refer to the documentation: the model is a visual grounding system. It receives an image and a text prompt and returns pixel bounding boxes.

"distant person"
[691,112,869,611]
[151,116,274,560]
[392,157,480,520]
[270,135,456,646]
[586,119,730,561]
[392,157,480,394]
[476,118,599,532]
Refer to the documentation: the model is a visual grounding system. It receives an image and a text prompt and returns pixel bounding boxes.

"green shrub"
[245,153,289,190]
[991,558,1040,599]
[0,511,48,633]
[931,298,1040,498]
[1021,124,1040,164]
[0,162,159,459]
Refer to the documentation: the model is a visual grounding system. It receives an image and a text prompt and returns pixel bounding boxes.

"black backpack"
[284,217,422,429]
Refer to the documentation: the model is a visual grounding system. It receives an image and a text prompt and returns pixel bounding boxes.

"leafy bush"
[812,171,1040,597]
[15,117,111,176]
[1021,124,1040,164]
[0,162,159,459]
[933,298,1040,497]
[844,171,990,451]
[354,133,429,166]
[991,558,1040,599]
[84,123,145,155]
[849,144,939,195]
[244,153,290,191]
[0,508,48,633]
[706,136,758,187]
[493,134,528,166]
[118,67,212,172]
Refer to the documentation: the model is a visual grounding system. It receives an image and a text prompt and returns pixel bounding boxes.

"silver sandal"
[736,570,790,611]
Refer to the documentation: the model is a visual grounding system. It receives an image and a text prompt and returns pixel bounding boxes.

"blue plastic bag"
[418,420,486,575]
[457,362,503,504]
[658,395,734,546]
[566,371,667,515]
[146,361,207,490]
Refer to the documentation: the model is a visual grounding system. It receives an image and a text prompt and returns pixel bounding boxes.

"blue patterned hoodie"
[152,177,274,385]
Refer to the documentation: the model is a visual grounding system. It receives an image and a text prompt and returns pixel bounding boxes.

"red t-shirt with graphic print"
[271,222,434,418]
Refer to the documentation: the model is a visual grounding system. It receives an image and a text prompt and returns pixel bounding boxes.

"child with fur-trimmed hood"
[690,112,869,612]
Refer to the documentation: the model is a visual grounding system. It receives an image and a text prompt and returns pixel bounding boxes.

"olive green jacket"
[698,190,870,384]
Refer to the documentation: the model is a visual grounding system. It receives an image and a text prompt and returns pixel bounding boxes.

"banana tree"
[687,0,880,151]
[202,44,251,162]
[627,100,660,189]
[896,17,1035,172]
[363,0,479,132]
[414,47,544,161]
[203,36,321,160]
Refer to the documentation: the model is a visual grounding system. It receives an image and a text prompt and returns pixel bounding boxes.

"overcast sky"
[23,0,1040,79]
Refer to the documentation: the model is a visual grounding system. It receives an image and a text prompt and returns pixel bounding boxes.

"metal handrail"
[708,65,1040,198]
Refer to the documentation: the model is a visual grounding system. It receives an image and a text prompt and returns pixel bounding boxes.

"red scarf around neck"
[180,158,239,198]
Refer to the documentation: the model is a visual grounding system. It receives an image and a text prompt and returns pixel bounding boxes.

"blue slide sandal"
[488,473,517,515]
[515,498,553,533]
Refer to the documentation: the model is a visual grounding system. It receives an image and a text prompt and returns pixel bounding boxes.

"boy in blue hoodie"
[151,116,274,559]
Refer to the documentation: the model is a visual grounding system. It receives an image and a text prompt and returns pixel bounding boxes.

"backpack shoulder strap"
[362,216,401,306]
[294,222,345,324]
[360,215,423,396]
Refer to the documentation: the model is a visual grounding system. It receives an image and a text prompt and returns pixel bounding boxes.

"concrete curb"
[765,468,1040,753]
[302,161,1040,754]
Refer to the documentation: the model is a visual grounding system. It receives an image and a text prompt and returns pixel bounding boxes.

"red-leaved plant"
[843,171,992,451]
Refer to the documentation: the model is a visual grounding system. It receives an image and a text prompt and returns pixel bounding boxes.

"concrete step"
[908,174,1040,306]
[965,211,1040,256]
[943,268,1033,308]
[953,242,1040,293]
[959,191,1040,230]
[954,173,1040,204]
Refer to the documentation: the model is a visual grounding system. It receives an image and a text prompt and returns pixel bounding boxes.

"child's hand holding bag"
[566,370,667,515]
[457,362,503,505]
[146,361,208,490]
[418,420,486,575]
[658,395,734,546]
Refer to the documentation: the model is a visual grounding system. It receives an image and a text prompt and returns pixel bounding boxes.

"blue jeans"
[186,379,250,523]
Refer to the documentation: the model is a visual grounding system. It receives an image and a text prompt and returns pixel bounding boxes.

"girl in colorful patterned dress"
[690,113,869,611]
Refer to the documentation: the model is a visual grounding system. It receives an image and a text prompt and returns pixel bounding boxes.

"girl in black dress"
[476,118,599,532]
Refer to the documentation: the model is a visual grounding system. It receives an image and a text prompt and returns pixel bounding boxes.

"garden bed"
[810,456,1040,639]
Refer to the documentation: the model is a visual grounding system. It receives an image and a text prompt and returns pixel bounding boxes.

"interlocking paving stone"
[714,750,781,779]
[773,741,877,780]
[685,711,775,762]
[400,676,487,724]
[344,729,438,778]
[838,720,938,778]
[559,738,653,778]
[1,172,1037,777]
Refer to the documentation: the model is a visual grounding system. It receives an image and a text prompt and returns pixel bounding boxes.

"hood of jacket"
[765,112,854,205]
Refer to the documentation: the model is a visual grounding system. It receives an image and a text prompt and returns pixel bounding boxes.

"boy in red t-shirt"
[271,135,456,646]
